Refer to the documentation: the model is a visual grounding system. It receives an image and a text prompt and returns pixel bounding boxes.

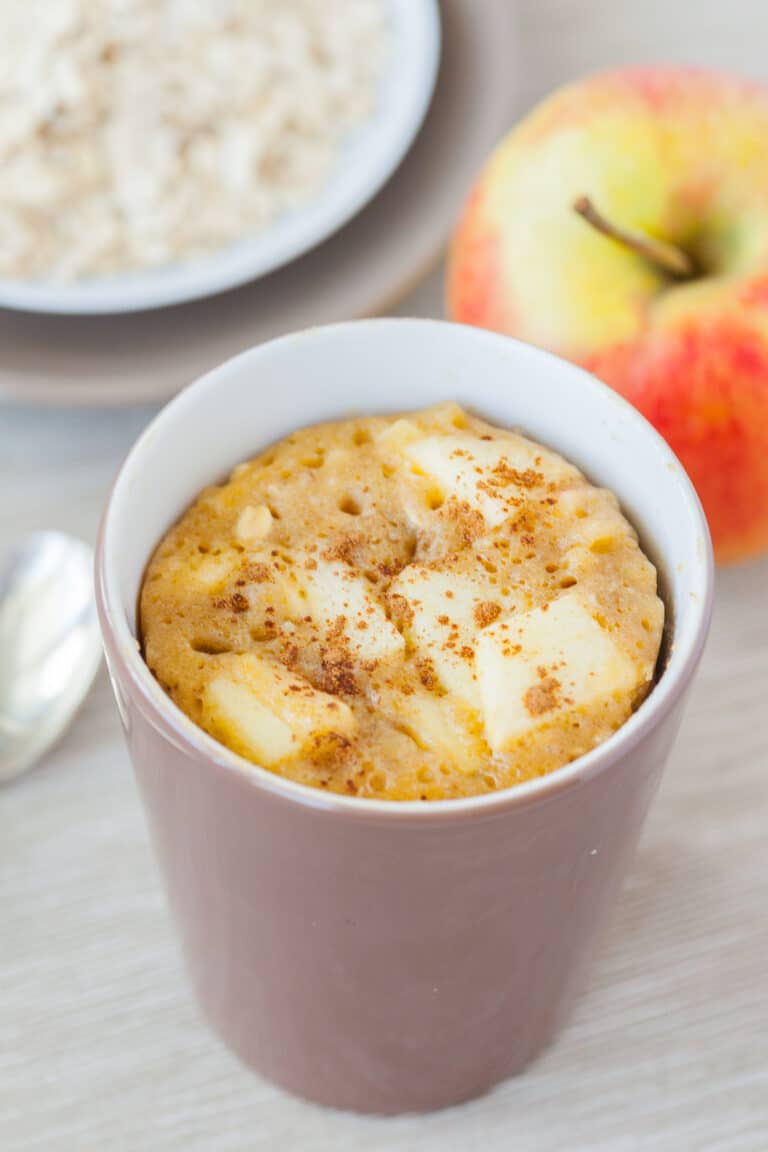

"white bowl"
[0,0,440,316]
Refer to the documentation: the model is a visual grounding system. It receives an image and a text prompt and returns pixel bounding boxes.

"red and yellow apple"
[447,68,768,563]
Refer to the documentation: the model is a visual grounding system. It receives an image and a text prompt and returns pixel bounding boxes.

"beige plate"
[0,0,517,406]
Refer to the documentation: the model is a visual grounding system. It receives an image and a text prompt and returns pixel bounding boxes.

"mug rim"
[96,319,714,823]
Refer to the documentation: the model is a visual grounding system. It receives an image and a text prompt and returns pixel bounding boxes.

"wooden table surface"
[3,1,768,1143]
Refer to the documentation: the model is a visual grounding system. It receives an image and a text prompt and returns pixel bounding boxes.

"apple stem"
[573,195,695,279]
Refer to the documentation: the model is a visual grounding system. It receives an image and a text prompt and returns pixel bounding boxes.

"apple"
[447,67,768,563]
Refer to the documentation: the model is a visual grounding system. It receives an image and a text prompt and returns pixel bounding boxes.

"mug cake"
[140,401,664,800]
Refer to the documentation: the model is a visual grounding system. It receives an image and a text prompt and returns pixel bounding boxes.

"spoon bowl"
[0,532,101,783]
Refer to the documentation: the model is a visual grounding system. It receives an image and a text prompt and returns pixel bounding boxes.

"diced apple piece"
[298,558,404,662]
[204,653,355,766]
[205,680,295,764]
[403,434,574,527]
[155,551,233,591]
[229,551,306,617]
[192,553,234,589]
[475,590,640,753]
[389,563,515,705]
[392,563,486,631]
[235,504,273,543]
[392,687,482,770]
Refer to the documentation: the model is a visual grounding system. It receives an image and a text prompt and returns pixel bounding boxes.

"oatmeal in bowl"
[0,0,439,311]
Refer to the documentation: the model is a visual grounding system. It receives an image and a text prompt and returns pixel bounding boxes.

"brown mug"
[96,320,713,1113]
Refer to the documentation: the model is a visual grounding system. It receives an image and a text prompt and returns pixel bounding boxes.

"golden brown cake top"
[140,403,664,800]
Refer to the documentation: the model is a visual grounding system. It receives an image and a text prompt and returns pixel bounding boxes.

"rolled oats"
[0,0,386,280]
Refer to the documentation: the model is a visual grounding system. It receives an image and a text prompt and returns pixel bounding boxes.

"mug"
[96,320,713,1113]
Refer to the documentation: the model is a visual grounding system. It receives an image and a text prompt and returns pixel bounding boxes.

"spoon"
[0,532,101,783]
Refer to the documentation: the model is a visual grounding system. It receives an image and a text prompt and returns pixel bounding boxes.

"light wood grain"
[3,0,768,1143]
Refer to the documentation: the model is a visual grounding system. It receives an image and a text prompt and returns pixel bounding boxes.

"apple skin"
[447,67,768,563]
